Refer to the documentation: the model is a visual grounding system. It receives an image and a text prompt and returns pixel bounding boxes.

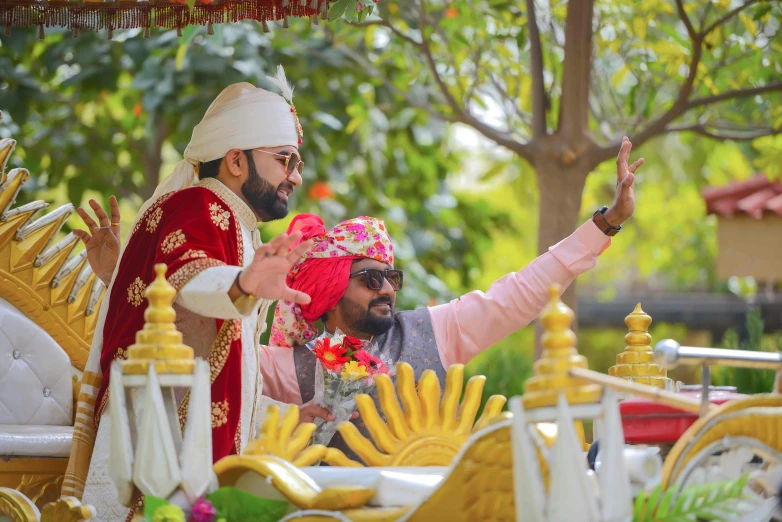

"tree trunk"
[139,116,170,201]
[532,157,590,359]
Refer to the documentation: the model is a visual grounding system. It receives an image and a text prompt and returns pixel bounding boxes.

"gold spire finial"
[522,285,601,409]
[123,264,194,375]
[608,303,670,389]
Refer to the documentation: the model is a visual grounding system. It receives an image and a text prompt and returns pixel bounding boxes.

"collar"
[198,178,257,232]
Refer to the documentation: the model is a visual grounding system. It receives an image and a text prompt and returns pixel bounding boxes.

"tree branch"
[686,82,782,110]
[489,73,532,125]
[667,123,782,140]
[704,0,765,35]
[525,0,547,138]
[675,0,698,41]
[594,32,704,163]
[412,0,534,159]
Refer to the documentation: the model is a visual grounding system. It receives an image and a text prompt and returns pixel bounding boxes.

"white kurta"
[81,179,283,521]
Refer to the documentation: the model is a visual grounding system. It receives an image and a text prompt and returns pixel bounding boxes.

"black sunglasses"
[349,269,403,291]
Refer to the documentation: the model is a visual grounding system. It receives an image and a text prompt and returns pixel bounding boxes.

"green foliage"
[0,23,510,311]
[143,489,289,522]
[712,307,782,395]
[633,475,756,522]
[464,328,534,414]
[207,487,289,522]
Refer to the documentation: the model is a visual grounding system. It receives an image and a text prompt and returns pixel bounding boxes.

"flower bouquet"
[310,329,393,446]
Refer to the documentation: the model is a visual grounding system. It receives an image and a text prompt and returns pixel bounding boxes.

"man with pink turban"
[261,135,644,458]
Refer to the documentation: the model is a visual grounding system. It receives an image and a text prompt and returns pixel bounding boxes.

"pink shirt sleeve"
[260,345,304,405]
[428,219,610,368]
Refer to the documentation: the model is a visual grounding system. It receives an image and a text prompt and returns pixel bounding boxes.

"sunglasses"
[252,149,304,177]
[349,269,404,291]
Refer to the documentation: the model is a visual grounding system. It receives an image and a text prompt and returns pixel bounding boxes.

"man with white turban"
[64,67,315,520]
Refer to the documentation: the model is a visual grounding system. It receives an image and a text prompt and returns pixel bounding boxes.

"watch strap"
[592,206,621,237]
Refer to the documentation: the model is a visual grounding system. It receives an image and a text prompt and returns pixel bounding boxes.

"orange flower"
[308,181,333,201]
[313,338,349,371]
[133,102,143,118]
[444,7,458,18]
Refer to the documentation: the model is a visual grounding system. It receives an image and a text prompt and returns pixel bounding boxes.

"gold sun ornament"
[330,362,508,467]
[243,405,328,467]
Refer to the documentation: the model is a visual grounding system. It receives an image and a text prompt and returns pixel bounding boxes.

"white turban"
[131,65,302,230]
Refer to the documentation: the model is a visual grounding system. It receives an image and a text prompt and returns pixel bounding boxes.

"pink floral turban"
[269,213,395,348]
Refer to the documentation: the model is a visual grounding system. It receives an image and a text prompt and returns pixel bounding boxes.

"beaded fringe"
[0,0,323,35]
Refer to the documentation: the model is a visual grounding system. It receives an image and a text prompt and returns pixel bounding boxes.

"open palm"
[73,197,121,286]
[238,232,314,304]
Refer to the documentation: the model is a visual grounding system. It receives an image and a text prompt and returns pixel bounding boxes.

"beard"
[338,295,395,337]
[241,156,292,222]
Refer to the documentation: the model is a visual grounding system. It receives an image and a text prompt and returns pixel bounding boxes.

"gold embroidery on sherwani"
[176,320,242,429]
[211,401,229,428]
[132,192,174,235]
[198,178,253,265]
[171,180,253,453]
[209,202,232,231]
[168,258,225,291]
[181,249,208,261]
[161,229,186,254]
[127,277,146,307]
[146,206,163,233]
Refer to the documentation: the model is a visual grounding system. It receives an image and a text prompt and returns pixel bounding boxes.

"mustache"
[278,181,295,193]
[369,297,393,308]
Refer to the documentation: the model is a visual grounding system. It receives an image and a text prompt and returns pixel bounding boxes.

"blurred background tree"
[326,0,782,349]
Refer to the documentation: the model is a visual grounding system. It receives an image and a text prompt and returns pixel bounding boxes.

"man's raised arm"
[429,137,643,366]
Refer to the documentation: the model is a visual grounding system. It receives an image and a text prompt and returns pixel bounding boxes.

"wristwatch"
[592,206,621,236]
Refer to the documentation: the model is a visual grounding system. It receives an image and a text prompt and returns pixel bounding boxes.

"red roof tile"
[702,174,782,219]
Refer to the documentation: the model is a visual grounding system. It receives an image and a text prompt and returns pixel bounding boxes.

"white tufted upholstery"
[0,297,73,426]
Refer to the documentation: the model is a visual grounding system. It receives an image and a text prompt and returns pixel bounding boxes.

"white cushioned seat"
[0,425,74,457]
[0,297,73,426]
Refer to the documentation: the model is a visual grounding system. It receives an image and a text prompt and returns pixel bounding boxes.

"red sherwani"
[80,178,278,521]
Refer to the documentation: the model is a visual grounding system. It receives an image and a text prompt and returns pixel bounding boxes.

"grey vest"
[293,308,446,462]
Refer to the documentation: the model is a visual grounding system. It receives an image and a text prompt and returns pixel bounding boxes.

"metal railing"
[653,339,782,416]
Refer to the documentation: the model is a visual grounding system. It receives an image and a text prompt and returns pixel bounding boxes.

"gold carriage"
[0,126,106,514]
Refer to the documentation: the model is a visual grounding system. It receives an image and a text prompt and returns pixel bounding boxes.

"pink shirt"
[260,219,610,405]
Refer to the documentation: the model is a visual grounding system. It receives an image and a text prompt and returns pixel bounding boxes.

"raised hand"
[237,231,314,304]
[604,136,644,227]
[73,196,121,286]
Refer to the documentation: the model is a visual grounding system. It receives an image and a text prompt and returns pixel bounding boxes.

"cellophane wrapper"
[311,360,376,446]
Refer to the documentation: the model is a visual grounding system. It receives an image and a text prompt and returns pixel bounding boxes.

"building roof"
[702,174,782,219]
